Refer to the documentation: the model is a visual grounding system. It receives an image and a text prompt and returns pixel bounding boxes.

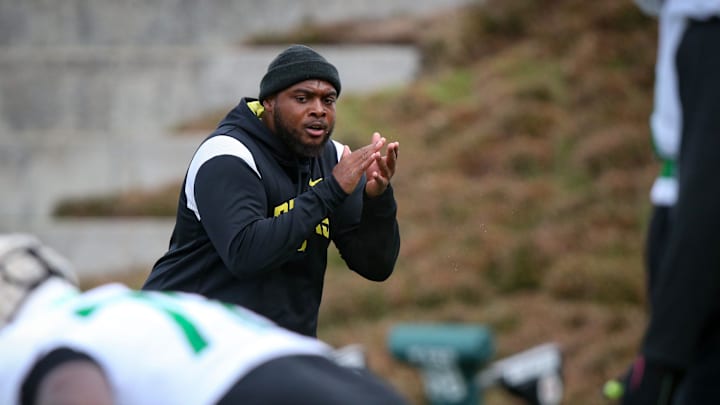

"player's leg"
[675,318,720,403]
[645,205,670,307]
[661,15,720,404]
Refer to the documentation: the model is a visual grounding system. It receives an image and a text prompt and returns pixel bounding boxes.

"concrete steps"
[0,0,470,275]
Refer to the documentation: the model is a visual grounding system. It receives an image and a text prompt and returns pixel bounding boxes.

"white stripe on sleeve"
[185,135,259,220]
[332,140,345,162]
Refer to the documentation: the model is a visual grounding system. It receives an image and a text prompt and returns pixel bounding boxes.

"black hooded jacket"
[143,99,400,336]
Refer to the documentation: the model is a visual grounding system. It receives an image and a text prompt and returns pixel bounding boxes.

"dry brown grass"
[76,0,661,403]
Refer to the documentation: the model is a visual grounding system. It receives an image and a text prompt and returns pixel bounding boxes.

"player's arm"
[332,137,400,280]
[332,184,400,281]
[22,347,113,405]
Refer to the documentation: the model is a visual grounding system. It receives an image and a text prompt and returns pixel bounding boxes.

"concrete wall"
[0,45,419,133]
[0,0,471,131]
[0,0,471,274]
[0,0,470,46]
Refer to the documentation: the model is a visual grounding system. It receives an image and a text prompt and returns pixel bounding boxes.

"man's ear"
[260,98,274,127]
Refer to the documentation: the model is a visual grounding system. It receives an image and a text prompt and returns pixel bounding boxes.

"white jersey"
[0,281,332,405]
[635,0,720,206]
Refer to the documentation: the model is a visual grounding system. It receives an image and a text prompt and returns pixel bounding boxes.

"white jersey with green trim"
[640,0,720,206]
[0,281,332,405]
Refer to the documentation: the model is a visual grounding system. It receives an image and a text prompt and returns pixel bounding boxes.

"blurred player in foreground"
[604,1,720,404]
[0,234,408,405]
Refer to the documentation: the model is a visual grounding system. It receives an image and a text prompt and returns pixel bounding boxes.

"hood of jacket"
[216,98,317,190]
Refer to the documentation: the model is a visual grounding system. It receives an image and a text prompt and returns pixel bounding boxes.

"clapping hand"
[332,132,399,197]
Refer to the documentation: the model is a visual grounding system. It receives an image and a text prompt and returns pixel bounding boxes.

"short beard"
[273,109,333,158]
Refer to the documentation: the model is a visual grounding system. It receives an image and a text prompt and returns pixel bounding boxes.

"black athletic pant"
[642,17,720,404]
[217,355,409,405]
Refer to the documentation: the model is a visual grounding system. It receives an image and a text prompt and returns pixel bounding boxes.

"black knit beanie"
[259,44,341,102]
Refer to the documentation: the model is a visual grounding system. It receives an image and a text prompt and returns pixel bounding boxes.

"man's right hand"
[332,137,386,194]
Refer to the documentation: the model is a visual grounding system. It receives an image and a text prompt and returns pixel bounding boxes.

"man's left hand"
[365,132,399,198]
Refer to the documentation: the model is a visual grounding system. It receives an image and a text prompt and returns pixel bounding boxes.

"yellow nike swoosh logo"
[309,178,323,187]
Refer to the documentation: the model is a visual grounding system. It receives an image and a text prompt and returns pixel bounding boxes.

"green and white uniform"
[0,279,331,405]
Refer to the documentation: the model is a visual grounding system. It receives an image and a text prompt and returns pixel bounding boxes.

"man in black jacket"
[143,44,401,337]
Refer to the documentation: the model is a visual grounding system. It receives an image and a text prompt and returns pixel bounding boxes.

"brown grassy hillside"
[76,0,660,403]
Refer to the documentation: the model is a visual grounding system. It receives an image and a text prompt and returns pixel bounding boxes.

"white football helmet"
[0,234,78,326]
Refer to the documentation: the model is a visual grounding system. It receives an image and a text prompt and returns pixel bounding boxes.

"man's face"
[264,79,337,157]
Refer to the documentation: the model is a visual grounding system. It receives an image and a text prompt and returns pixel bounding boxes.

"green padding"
[388,323,494,367]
